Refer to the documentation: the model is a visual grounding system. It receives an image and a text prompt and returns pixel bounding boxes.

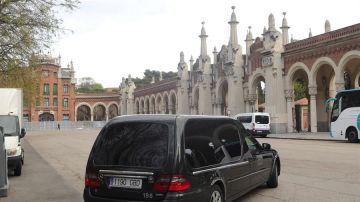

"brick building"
[24,55,76,122]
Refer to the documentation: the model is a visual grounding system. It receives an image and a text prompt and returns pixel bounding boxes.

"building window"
[44,83,49,95]
[36,99,40,107]
[63,84,69,94]
[53,72,57,77]
[42,70,49,77]
[53,83,58,95]
[53,98,58,107]
[44,98,49,107]
[63,114,69,121]
[63,98,68,108]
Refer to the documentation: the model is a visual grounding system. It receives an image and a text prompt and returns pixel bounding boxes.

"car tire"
[14,163,22,176]
[347,128,359,143]
[261,134,267,138]
[21,150,24,165]
[210,185,223,202]
[267,162,278,188]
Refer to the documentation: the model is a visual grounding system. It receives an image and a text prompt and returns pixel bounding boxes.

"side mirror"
[262,143,271,150]
[20,128,26,138]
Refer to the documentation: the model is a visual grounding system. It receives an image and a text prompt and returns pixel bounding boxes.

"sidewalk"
[267,132,339,141]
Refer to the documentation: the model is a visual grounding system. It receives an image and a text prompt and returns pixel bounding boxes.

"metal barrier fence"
[23,121,106,131]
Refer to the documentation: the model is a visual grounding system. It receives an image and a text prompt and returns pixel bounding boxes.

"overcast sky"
[53,0,360,88]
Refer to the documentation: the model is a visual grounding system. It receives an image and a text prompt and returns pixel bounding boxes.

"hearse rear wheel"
[210,185,223,202]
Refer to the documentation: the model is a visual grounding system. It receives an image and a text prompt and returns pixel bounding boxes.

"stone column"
[248,94,257,112]
[91,112,94,121]
[309,86,317,133]
[285,89,294,133]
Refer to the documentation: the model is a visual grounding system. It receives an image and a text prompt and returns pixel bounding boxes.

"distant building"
[24,55,76,122]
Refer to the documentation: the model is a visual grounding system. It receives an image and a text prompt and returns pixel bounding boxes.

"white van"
[234,112,271,137]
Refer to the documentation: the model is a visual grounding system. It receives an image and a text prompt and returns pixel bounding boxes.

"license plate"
[109,177,142,189]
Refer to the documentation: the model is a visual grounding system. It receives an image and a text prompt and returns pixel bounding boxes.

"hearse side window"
[184,119,242,168]
[92,122,169,168]
[237,116,252,123]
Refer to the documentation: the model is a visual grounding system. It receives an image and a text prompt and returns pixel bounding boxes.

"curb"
[266,136,340,142]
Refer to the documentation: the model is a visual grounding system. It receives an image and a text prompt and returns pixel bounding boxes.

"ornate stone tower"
[126,75,136,114]
[280,12,290,45]
[120,77,127,115]
[262,13,287,133]
[177,52,190,114]
[225,6,245,115]
[197,22,213,115]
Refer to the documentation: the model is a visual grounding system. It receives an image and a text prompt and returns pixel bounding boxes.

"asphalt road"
[2,129,360,202]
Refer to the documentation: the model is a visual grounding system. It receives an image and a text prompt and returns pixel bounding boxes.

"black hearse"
[84,115,280,202]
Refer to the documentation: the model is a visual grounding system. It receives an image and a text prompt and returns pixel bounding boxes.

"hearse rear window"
[93,122,169,168]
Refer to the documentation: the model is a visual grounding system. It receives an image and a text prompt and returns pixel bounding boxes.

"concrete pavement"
[267,132,337,141]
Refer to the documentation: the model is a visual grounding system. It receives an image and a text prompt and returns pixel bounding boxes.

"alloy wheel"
[210,190,222,202]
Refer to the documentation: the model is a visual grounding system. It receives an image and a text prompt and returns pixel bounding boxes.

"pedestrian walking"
[57,123,60,130]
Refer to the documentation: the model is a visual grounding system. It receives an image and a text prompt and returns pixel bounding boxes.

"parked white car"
[234,112,271,137]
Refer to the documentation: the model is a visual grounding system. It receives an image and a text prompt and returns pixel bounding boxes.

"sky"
[53,0,360,88]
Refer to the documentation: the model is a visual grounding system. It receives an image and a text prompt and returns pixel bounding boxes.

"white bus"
[330,88,360,143]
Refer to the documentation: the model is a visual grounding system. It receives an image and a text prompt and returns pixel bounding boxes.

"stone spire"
[325,20,331,33]
[308,28,312,37]
[189,55,194,72]
[280,12,290,45]
[263,26,267,35]
[199,21,208,58]
[245,26,254,66]
[128,74,132,82]
[228,6,239,47]
[213,47,218,65]
[268,13,276,32]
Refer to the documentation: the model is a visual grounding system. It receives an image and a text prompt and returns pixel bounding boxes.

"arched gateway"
[118,8,360,134]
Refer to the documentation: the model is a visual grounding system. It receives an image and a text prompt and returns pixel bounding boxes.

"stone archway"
[145,97,150,114]
[249,74,266,113]
[150,95,156,114]
[338,51,360,89]
[135,99,140,114]
[310,57,337,132]
[140,97,145,114]
[76,104,91,121]
[286,63,311,133]
[216,79,229,115]
[163,93,169,114]
[192,87,199,115]
[93,104,106,121]
[155,94,162,114]
[169,90,177,114]
[108,103,119,120]
[39,112,54,122]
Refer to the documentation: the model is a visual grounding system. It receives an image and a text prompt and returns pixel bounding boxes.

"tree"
[0,0,79,68]
[132,69,177,88]
[293,79,308,101]
[77,77,105,93]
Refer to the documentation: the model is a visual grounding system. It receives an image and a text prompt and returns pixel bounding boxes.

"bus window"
[331,98,339,122]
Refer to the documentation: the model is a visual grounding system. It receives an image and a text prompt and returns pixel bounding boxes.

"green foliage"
[294,80,308,101]
[133,69,177,88]
[77,77,105,93]
[0,59,41,109]
[0,0,80,68]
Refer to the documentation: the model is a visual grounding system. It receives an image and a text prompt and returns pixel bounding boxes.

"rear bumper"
[250,130,270,135]
[83,187,207,202]
[8,155,21,169]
